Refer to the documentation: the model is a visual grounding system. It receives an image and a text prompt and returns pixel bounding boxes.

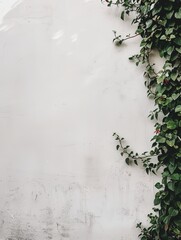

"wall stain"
[57,223,70,239]
[41,207,53,240]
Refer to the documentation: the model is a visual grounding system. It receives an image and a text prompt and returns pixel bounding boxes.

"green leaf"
[165,28,174,35]
[107,1,112,7]
[173,228,181,235]
[168,182,175,191]
[171,71,178,81]
[175,105,181,113]
[172,93,180,100]
[157,136,166,143]
[177,202,181,209]
[174,38,181,46]
[166,139,175,147]
[175,8,181,19]
[163,216,171,224]
[121,11,124,20]
[134,160,138,165]
[154,196,160,205]
[168,164,177,174]
[125,158,130,165]
[167,46,174,55]
[146,19,153,28]
[168,207,179,217]
[175,183,181,195]
[170,174,181,180]
[141,237,147,240]
[152,5,162,16]
[176,47,181,53]
[160,35,166,40]
[166,11,174,19]
[166,120,177,129]
[155,182,163,189]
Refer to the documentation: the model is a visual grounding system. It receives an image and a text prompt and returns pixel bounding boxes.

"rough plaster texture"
[0,0,160,239]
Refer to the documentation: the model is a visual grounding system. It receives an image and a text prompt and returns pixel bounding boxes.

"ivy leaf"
[165,28,174,35]
[168,163,177,174]
[175,182,181,195]
[176,47,181,53]
[168,181,175,191]
[175,8,181,19]
[160,35,166,40]
[176,202,181,209]
[134,160,138,165]
[168,207,179,217]
[166,139,175,147]
[166,11,174,19]
[155,182,163,189]
[170,174,181,180]
[157,136,166,143]
[121,11,125,20]
[146,19,153,28]
[152,5,162,16]
[175,105,181,113]
[171,72,178,81]
[125,158,130,165]
[166,120,177,129]
[174,38,181,46]
[167,46,174,55]
[172,93,180,100]
[154,196,160,205]
[107,1,112,7]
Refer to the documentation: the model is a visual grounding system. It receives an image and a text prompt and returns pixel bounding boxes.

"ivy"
[102,0,181,239]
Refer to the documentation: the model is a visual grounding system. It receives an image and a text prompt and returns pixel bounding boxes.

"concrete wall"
[0,0,159,239]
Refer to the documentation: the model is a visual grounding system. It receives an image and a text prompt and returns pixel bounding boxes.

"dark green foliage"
[103,0,181,239]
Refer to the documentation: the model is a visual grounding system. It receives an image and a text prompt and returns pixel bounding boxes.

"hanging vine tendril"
[102,0,181,239]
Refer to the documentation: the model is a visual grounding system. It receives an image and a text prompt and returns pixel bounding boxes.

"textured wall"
[0,0,160,239]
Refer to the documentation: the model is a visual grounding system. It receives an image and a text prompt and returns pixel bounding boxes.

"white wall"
[0,1,160,239]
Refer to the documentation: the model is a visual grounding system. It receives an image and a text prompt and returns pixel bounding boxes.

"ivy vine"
[102,0,181,239]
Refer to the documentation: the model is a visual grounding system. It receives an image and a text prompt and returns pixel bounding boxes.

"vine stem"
[113,34,140,44]
[117,135,158,161]
[122,33,140,41]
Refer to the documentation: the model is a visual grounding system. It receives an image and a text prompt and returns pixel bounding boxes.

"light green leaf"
[166,139,175,147]
[175,105,181,113]
[166,120,177,129]
[175,8,181,19]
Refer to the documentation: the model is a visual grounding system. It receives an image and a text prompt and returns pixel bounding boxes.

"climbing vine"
[102,0,181,239]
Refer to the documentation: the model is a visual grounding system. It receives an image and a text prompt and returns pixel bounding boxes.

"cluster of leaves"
[103,0,181,239]
[113,133,159,174]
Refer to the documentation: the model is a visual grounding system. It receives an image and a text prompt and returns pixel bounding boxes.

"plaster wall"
[0,1,160,239]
